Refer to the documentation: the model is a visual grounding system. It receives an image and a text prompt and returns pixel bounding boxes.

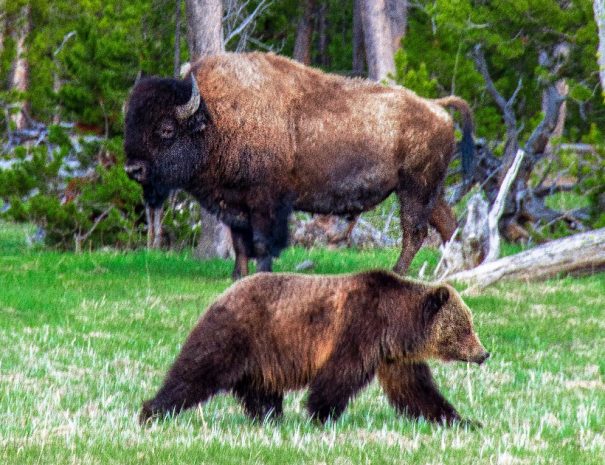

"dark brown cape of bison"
[124,52,473,277]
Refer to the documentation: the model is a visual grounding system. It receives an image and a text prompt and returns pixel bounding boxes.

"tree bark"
[360,0,395,81]
[352,0,366,75]
[185,0,224,60]
[174,0,182,78]
[0,2,5,57]
[446,228,605,289]
[9,4,31,130]
[386,0,407,55]
[293,0,316,65]
[543,79,568,155]
[182,0,232,259]
[594,0,605,98]
[194,209,233,259]
[316,1,328,67]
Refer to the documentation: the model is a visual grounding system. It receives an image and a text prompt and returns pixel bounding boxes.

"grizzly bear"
[140,270,489,425]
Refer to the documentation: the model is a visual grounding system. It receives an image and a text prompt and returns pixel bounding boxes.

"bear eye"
[157,121,175,139]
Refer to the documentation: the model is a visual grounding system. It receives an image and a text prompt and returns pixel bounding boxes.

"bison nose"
[125,160,148,183]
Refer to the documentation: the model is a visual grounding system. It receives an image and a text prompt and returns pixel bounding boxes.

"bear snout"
[139,399,156,426]
[474,351,490,365]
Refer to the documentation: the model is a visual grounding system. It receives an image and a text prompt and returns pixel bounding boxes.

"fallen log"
[445,227,605,289]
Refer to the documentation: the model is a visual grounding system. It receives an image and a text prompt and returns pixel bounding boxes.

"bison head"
[123,75,209,207]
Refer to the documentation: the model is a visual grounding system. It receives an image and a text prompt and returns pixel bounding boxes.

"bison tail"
[434,96,475,185]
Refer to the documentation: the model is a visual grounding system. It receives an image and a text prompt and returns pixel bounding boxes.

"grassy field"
[1,220,604,465]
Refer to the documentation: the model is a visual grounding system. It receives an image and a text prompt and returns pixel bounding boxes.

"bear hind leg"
[377,361,462,425]
[140,354,246,425]
[139,378,221,424]
[233,380,283,421]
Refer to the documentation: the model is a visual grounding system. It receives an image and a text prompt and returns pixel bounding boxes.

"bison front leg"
[230,227,253,279]
[248,213,273,273]
[249,195,292,273]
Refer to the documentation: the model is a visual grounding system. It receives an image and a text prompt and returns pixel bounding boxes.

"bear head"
[421,284,489,365]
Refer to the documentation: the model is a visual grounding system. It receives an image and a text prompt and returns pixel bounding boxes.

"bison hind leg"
[393,180,437,275]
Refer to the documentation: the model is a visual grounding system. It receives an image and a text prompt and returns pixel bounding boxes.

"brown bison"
[124,52,473,278]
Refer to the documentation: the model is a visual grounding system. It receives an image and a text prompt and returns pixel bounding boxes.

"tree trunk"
[360,0,395,81]
[174,0,182,78]
[316,1,328,67]
[183,0,232,258]
[185,0,224,60]
[293,0,316,65]
[543,79,568,155]
[194,209,233,260]
[594,0,605,98]
[352,0,366,75]
[0,2,5,57]
[9,4,31,130]
[446,228,605,289]
[386,0,407,55]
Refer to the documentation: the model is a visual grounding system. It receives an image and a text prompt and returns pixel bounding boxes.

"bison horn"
[175,76,200,120]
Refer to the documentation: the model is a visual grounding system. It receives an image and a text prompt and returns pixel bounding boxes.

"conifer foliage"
[0,0,604,250]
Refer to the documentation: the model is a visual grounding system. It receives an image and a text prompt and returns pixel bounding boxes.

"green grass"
[544,191,590,212]
[1,221,604,464]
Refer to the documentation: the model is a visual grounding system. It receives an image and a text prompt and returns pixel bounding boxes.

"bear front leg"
[377,361,462,425]
[233,381,283,421]
[307,356,376,424]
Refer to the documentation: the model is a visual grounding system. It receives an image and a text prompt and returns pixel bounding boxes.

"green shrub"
[0,128,202,251]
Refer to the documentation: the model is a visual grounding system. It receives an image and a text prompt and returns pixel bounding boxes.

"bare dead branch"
[471,45,515,127]
[53,31,76,57]
[471,44,521,179]
[382,202,397,235]
[524,85,565,157]
[74,206,113,252]
[224,0,271,46]
[534,182,577,198]
[558,143,597,154]
[484,149,525,263]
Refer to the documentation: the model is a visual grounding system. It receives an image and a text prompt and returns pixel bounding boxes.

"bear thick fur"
[140,270,489,425]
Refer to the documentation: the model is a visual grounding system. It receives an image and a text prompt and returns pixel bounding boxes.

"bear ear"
[422,286,450,328]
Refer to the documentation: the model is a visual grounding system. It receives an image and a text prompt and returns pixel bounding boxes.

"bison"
[124,52,473,278]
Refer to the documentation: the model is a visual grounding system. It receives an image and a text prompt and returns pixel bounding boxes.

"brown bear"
[139,270,489,425]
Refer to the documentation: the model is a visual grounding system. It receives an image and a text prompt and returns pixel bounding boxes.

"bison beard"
[124,53,474,278]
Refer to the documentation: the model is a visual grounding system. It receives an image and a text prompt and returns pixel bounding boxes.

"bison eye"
[157,121,175,139]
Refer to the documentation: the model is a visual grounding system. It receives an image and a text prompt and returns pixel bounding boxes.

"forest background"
[0,0,604,256]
